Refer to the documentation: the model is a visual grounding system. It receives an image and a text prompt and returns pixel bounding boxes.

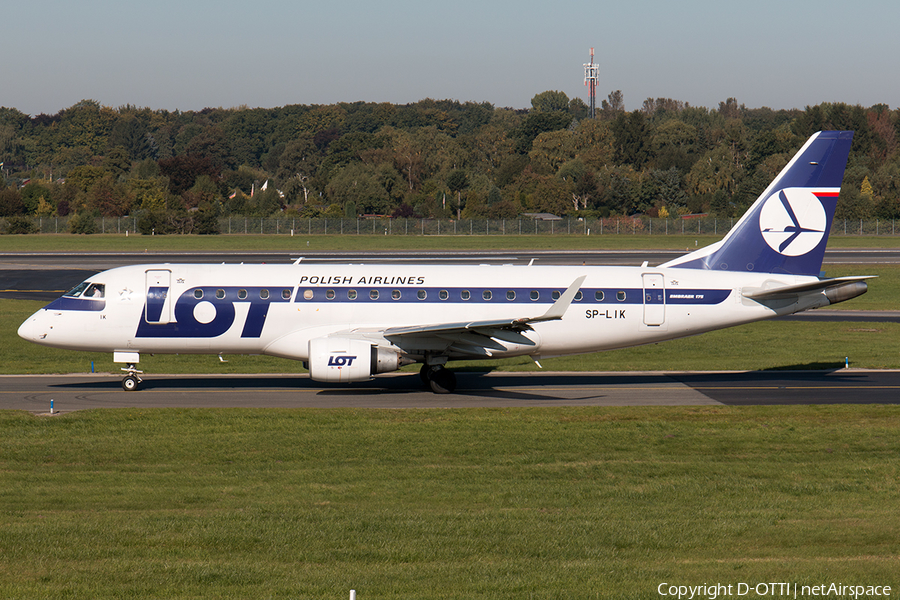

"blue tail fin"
[662,131,854,276]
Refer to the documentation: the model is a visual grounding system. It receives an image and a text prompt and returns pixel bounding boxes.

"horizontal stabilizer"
[742,276,875,301]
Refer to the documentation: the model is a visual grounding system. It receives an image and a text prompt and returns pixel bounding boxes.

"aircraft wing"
[380,276,586,356]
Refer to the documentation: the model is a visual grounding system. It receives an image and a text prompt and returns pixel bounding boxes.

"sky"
[3,0,899,116]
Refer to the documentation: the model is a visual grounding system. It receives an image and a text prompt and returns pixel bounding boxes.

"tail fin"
[662,130,854,276]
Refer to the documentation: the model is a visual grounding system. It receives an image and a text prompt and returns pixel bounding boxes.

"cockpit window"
[63,282,91,298]
[63,282,104,298]
[84,283,105,298]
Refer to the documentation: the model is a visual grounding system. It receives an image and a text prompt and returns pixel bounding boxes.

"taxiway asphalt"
[3,370,898,413]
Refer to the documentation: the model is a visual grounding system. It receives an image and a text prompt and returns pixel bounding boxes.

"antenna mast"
[583,47,599,118]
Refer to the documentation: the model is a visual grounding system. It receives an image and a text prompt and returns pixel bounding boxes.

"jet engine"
[307,337,406,383]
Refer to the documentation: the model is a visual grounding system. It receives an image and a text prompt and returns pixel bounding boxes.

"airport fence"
[7,215,900,237]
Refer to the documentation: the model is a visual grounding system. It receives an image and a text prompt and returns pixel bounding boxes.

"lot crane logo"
[758,188,828,256]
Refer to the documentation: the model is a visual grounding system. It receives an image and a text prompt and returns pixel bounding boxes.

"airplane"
[18,130,872,394]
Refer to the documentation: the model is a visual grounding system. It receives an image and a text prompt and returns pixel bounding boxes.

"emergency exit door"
[145,269,172,324]
[642,273,665,326]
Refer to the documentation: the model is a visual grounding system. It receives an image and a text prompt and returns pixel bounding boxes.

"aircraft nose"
[18,313,41,342]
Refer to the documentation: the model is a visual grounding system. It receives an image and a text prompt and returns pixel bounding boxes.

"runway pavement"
[2,370,899,413]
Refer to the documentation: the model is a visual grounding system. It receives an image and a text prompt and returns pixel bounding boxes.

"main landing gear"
[121,364,143,391]
[420,364,456,394]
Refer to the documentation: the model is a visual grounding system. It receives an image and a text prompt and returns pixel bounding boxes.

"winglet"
[527,275,586,324]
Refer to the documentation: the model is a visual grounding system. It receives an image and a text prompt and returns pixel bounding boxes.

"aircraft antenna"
[583,47,599,119]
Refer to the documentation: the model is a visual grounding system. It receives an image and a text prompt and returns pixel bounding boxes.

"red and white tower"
[583,47,599,118]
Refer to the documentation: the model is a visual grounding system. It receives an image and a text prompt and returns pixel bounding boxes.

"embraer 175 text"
[19,131,872,393]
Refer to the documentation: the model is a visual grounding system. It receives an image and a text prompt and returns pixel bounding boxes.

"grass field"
[1,232,900,253]
[1,407,898,599]
[3,238,899,599]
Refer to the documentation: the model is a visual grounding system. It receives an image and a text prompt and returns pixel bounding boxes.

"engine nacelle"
[307,337,403,383]
[824,281,868,305]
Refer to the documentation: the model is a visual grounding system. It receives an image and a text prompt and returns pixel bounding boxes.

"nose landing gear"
[121,364,143,391]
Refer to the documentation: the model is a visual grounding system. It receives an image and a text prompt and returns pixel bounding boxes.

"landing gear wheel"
[120,363,143,392]
[122,375,139,392]
[426,366,456,394]
[419,363,433,385]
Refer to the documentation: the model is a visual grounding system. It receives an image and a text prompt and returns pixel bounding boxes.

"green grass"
[2,232,900,252]
[821,264,900,310]
[1,406,898,599]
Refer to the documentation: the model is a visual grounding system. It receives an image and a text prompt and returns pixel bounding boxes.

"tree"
[4,215,37,234]
[107,115,152,160]
[600,90,624,120]
[0,187,24,216]
[568,97,589,119]
[88,176,133,217]
[571,119,615,170]
[67,165,109,194]
[530,91,570,113]
[103,147,131,179]
[276,136,321,205]
[68,210,98,234]
[686,145,745,216]
[532,175,570,215]
[718,97,743,120]
[860,176,874,199]
[515,112,573,154]
[56,100,116,155]
[158,155,220,195]
[612,111,649,168]
[185,126,236,170]
[325,163,392,215]
[650,120,698,171]
[529,130,575,174]
[446,169,469,219]
[20,182,50,214]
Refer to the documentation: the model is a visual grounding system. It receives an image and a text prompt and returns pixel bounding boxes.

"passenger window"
[194,289,204,299]
[303,289,314,300]
[530,290,539,301]
[574,291,583,301]
[595,290,604,301]
[506,290,516,301]
[439,290,449,300]
[260,289,269,299]
[617,291,626,301]
[282,289,291,300]
[552,291,560,300]
[392,290,401,300]
[348,290,357,300]
[370,290,379,300]
[483,290,492,301]
[216,289,225,299]
[238,289,248,300]
[326,290,335,300]
[461,290,470,300]
[417,290,427,300]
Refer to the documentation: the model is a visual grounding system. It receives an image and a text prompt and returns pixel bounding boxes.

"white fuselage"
[18,262,821,363]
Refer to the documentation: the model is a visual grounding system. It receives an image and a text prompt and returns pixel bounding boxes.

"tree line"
[1,92,898,234]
